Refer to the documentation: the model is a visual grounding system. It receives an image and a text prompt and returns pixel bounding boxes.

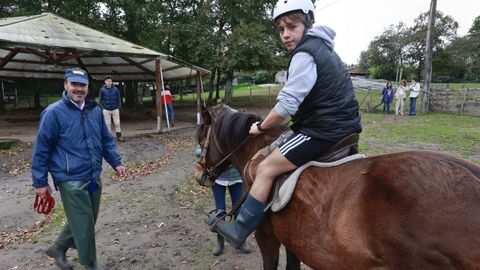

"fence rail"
[429,88,480,116]
[4,87,480,117]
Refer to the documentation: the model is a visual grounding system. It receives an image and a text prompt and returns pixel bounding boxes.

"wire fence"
[3,85,480,117]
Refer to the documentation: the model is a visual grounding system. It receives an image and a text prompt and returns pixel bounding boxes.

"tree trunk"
[0,94,5,113]
[224,71,234,105]
[34,81,41,110]
[207,68,216,105]
[124,81,136,108]
[215,69,222,102]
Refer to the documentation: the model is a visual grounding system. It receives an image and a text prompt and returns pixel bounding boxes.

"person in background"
[99,75,125,141]
[32,68,126,270]
[195,144,251,256]
[207,0,362,249]
[395,79,407,116]
[161,85,174,126]
[381,81,394,115]
[408,78,421,116]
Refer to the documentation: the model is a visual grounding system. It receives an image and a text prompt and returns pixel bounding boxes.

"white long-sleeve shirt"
[409,82,420,98]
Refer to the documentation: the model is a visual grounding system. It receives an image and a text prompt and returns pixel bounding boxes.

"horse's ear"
[201,107,213,125]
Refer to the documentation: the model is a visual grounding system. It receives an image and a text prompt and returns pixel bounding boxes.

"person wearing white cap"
[207,0,362,249]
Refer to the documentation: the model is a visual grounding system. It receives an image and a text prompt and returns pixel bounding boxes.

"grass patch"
[360,113,480,162]
[101,194,121,206]
[173,175,212,210]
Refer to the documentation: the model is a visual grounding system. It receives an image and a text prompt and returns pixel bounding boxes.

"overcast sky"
[314,0,480,65]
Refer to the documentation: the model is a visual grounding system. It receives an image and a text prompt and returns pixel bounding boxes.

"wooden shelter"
[0,13,210,131]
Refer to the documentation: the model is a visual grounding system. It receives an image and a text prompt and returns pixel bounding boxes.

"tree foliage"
[358,11,480,82]
[0,0,286,103]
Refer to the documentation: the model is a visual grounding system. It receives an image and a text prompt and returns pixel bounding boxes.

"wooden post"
[268,87,271,107]
[249,82,252,105]
[460,88,469,114]
[155,58,164,133]
[196,72,202,125]
[422,0,437,113]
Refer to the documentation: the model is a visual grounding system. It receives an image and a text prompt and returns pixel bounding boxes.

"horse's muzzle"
[194,163,215,187]
[198,170,215,187]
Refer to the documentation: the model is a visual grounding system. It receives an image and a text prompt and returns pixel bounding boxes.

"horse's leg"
[255,216,281,270]
[285,248,301,270]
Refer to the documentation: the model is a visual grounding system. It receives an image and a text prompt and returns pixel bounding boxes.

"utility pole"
[422,0,437,113]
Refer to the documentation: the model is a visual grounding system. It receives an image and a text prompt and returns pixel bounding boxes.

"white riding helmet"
[273,0,315,24]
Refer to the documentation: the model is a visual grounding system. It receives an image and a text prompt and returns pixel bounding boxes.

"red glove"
[33,190,55,215]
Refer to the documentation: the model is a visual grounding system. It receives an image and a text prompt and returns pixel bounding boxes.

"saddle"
[269,132,365,212]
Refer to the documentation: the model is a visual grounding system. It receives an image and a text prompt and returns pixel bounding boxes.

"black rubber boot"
[239,240,251,254]
[214,195,266,249]
[85,259,103,270]
[212,234,224,256]
[45,242,73,270]
[116,132,125,142]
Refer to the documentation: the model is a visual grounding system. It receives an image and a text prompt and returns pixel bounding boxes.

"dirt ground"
[0,108,304,270]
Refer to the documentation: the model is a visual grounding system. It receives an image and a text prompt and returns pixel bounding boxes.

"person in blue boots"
[195,145,251,255]
[207,0,362,249]
[32,68,126,270]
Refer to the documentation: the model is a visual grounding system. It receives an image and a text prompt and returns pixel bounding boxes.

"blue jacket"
[382,87,394,104]
[31,92,122,188]
[99,85,121,110]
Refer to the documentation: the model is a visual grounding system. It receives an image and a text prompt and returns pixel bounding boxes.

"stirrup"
[205,209,229,232]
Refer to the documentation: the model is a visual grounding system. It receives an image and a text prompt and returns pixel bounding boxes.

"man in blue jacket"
[98,75,125,142]
[32,68,126,270]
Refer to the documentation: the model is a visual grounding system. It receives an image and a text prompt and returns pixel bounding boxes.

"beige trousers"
[395,98,405,115]
[103,109,121,134]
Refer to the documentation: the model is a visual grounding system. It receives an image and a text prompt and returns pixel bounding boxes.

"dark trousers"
[166,104,174,124]
[55,180,101,265]
[383,102,391,114]
[212,182,243,218]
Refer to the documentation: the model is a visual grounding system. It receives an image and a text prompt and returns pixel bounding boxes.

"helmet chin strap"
[303,20,313,35]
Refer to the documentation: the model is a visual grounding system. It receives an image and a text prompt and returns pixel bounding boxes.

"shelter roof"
[0,13,209,81]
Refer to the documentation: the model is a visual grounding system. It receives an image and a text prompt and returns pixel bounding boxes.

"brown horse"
[195,108,480,270]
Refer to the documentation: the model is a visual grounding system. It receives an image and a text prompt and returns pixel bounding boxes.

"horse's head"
[194,104,261,187]
[194,104,237,187]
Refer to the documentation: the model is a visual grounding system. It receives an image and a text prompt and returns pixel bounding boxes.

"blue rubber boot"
[214,195,266,249]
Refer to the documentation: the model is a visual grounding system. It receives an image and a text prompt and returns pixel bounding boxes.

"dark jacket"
[99,85,122,110]
[32,92,122,188]
[289,36,362,142]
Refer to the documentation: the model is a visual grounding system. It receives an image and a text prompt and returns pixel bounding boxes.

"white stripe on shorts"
[279,134,311,155]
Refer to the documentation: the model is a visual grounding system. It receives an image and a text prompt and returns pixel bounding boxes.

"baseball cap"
[64,68,89,84]
[165,85,171,90]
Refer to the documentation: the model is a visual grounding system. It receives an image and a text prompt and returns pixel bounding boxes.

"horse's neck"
[229,133,275,184]
[230,137,264,168]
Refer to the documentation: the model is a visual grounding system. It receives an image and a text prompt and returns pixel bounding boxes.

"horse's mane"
[213,111,261,152]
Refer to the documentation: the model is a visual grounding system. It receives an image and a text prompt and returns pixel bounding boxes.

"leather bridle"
[198,123,252,185]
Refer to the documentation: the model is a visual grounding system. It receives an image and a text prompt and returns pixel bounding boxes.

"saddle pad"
[269,154,366,212]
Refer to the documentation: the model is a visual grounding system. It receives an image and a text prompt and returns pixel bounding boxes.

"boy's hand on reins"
[249,121,264,135]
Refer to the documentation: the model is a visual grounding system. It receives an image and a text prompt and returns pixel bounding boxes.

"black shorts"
[278,132,335,166]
